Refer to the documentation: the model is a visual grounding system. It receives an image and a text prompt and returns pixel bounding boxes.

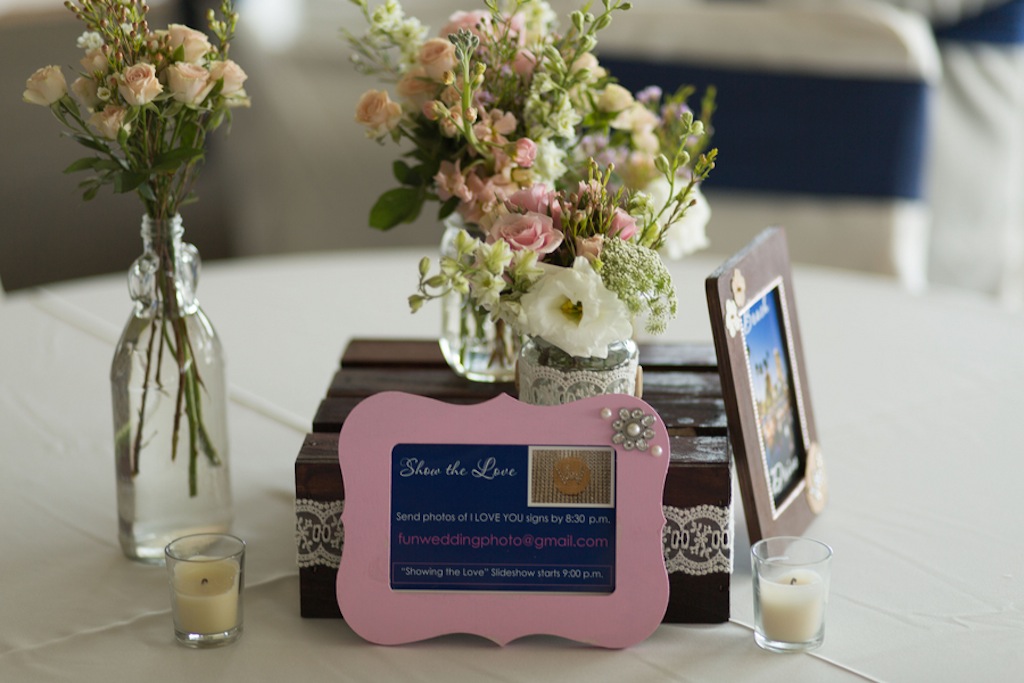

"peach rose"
[355,89,402,139]
[512,49,537,77]
[575,235,604,262]
[23,65,67,106]
[71,76,102,110]
[167,24,212,64]
[396,66,436,109]
[117,63,162,105]
[418,38,457,82]
[88,105,128,139]
[79,48,109,75]
[208,59,247,97]
[167,62,214,105]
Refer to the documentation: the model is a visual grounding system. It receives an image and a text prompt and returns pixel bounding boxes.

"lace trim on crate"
[662,503,734,576]
[518,360,639,406]
[296,498,344,569]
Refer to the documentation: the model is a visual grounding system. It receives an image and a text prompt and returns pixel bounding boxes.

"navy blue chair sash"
[934,0,1024,44]
[597,57,930,200]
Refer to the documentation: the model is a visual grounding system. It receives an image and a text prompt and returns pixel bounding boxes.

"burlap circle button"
[552,456,591,496]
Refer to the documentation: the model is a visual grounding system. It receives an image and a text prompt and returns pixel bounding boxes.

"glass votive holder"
[164,533,245,648]
[751,536,832,653]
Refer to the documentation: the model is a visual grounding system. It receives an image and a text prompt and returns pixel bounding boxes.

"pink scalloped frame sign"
[336,392,670,648]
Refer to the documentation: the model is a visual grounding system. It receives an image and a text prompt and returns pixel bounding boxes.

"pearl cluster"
[602,407,662,456]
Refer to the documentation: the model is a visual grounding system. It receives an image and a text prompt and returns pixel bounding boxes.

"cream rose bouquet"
[22,0,249,495]
[23,0,249,214]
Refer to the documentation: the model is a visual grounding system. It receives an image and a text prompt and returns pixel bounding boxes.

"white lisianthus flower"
[519,258,633,359]
[647,177,711,259]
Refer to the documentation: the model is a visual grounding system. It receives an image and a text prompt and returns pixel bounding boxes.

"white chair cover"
[597,0,941,291]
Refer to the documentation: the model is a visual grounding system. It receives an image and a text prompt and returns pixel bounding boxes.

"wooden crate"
[295,339,733,623]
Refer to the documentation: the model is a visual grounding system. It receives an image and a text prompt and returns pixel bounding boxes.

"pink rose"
[609,207,639,240]
[208,59,247,97]
[513,138,536,168]
[418,38,458,82]
[167,62,213,105]
[23,65,67,106]
[440,10,491,39]
[488,211,563,254]
[354,89,402,139]
[167,23,212,64]
[117,63,162,105]
[88,105,128,139]
[506,184,554,215]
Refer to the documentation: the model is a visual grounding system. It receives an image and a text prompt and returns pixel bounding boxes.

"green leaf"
[63,157,102,174]
[369,187,422,230]
[151,147,203,173]
[392,160,413,185]
[437,195,460,220]
[113,171,148,194]
[69,134,109,153]
[137,182,157,203]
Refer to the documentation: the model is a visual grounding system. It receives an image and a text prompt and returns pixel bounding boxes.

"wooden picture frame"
[705,228,826,542]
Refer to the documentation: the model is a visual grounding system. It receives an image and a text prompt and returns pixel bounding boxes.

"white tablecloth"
[1,248,1022,682]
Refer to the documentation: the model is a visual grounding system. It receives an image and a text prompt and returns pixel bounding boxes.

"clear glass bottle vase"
[517,336,641,406]
[438,217,519,382]
[110,214,232,563]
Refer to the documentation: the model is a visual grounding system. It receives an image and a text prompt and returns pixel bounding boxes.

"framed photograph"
[705,228,826,542]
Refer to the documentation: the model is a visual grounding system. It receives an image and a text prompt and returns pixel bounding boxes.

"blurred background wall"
[3,0,1022,308]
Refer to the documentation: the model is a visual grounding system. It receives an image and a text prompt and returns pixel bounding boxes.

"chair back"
[597,0,941,290]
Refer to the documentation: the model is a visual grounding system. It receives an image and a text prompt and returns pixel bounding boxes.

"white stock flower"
[76,31,104,50]
[531,139,568,186]
[648,177,711,260]
[519,258,633,359]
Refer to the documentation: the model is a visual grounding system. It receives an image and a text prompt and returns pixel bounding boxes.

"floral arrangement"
[23,0,249,215]
[23,0,250,494]
[347,0,716,360]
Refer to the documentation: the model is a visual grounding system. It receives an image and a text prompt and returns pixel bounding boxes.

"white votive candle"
[172,557,240,634]
[757,568,825,643]
[165,533,245,647]
[751,536,832,652]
